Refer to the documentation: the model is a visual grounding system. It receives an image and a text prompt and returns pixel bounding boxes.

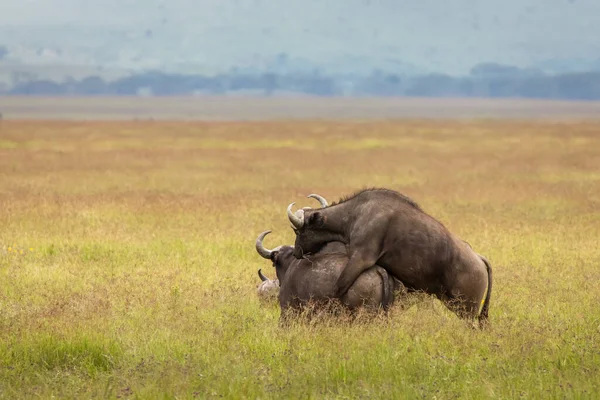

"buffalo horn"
[287,202,304,228]
[255,230,282,259]
[258,269,269,282]
[307,193,328,208]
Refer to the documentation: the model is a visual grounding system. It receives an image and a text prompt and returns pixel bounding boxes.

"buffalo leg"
[333,251,379,298]
[390,278,420,311]
[437,291,483,330]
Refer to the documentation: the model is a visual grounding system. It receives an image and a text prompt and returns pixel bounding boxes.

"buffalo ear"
[309,212,326,227]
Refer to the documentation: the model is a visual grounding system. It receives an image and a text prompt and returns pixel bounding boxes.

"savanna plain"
[0,115,599,399]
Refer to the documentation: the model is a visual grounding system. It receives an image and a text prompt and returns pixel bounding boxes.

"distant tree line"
[3,63,600,100]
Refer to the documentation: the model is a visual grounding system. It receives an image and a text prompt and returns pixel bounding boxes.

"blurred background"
[1,0,600,99]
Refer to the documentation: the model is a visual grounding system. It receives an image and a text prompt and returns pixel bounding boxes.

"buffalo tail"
[375,266,393,311]
[478,255,493,329]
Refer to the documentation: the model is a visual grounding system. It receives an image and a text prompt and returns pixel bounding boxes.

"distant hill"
[1,0,600,77]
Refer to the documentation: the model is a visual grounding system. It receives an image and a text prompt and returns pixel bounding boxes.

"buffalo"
[286,189,493,328]
[254,230,406,320]
[256,269,280,300]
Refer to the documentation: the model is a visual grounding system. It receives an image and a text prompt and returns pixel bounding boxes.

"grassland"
[0,118,599,398]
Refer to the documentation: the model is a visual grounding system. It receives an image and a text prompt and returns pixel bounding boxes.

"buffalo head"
[287,193,342,259]
[255,230,298,284]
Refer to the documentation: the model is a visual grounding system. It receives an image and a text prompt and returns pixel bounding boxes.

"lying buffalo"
[256,269,280,300]
[255,230,405,319]
[286,189,493,328]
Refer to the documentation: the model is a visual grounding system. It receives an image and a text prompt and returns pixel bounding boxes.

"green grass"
[0,119,599,398]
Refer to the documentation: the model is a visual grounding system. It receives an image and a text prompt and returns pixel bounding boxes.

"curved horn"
[307,193,328,208]
[255,230,282,259]
[258,269,269,282]
[287,202,304,229]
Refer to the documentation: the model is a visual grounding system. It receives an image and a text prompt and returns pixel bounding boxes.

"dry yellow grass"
[0,119,599,398]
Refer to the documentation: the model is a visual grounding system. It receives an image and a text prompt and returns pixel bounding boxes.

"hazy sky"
[1,0,599,74]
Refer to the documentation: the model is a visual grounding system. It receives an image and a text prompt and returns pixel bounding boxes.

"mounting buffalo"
[286,189,493,328]
[255,230,406,319]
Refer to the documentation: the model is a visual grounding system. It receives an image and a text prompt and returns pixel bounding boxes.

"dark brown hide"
[288,188,493,327]
[255,231,404,319]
